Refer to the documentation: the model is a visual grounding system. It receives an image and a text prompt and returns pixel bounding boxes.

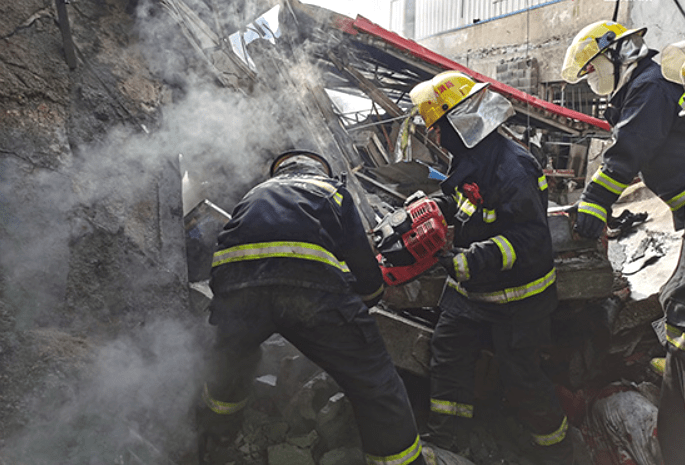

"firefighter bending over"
[198,150,425,464]
[410,71,572,464]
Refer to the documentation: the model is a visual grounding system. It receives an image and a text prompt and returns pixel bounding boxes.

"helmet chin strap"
[606,44,623,93]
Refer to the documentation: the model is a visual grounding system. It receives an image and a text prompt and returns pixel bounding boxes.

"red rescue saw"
[372,191,449,286]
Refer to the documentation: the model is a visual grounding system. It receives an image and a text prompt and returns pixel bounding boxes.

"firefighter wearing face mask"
[561,21,685,240]
[410,71,572,465]
[647,40,685,465]
[562,22,685,463]
[199,150,425,465]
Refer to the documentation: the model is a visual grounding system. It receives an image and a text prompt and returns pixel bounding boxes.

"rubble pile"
[0,0,674,464]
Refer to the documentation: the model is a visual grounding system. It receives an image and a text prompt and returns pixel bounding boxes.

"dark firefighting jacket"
[579,51,685,342]
[581,51,685,232]
[210,171,384,304]
[434,131,555,314]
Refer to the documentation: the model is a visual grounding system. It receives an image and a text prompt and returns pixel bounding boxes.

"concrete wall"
[629,1,685,60]
[415,0,628,83]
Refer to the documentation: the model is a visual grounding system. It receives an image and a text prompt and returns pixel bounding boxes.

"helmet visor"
[444,87,514,149]
[562,36,602,83]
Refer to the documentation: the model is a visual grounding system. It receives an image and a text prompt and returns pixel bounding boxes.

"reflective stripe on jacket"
[583,54,685,231]
[436,132,556,303]
[210,172,383,297]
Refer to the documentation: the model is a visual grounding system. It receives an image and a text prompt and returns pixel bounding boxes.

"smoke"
[2,318,208,464]
[1,0,342,462]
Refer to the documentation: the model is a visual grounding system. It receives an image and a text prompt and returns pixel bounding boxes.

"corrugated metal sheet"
[415,0,563,39]
[390,0,404,32]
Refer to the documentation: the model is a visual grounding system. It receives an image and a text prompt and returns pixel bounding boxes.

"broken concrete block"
[316,392,362,451]
[319,447,366,465]
[274,353,324,405]
[267,443,316,465]
[280,371,341,435]
[554,255,614,301]
[264,420,289,443]
[287,430,319,449]
[370,306,433,377]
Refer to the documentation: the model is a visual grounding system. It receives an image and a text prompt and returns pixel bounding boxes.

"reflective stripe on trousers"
[365,434,423,465]
[666,189,685,212]
[202,383,248,415]
[666,322,685,351]
[531,416,569,446]
[430,398,473,418]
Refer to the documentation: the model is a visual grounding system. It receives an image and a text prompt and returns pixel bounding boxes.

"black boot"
[532,432,574,465]
[422,414,473,456]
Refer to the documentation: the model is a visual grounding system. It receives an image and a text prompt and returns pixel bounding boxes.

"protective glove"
[438,249,470,282]
[574,211,606,239]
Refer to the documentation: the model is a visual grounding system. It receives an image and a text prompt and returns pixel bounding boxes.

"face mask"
[586,54,615,96]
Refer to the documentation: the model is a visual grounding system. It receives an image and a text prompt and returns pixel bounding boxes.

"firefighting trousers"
[657,348,685,465]
[204,285,424,464]
[658,234,685,464]
[427,290,571,461]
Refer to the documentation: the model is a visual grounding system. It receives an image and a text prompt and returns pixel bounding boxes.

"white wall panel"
[413,0,560,39]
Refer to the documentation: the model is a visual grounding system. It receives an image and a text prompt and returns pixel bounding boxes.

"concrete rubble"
[0,0,674,464]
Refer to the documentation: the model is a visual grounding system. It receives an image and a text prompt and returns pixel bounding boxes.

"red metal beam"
[345,15,611,132]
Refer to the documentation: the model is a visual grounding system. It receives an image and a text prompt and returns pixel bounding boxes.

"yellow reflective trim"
[296,177,337,194]
[365,435,422,465]
[430,398,474,418]
[202,384,248,415]
[578,201,608,222]
[447,268,556,304]
[679,92,685,109]
[452,190,476,217]
[532,416,569,446]
[666,189,685,212]
[666,323,685,350]
[483,208,496,223]
[333,192,343,206]
[459,200,477,216]
[538,175,548,192]
[212,241,350,273]
[491,235,516,271]
[454,253,471,281]
[591,169,628,195]
[361,284,384,302]
[650,357,666,376]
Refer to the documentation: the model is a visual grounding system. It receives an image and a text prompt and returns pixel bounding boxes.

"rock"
[316,392,362,451]
[267,443,316,465]
[319,446,366,465]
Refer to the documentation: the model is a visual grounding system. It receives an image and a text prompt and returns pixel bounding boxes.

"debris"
[607,210,648,239]
[422,442,477,465]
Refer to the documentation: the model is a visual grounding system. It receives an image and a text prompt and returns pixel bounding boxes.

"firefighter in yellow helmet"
[410,71,572,464]
[563,22,685,463]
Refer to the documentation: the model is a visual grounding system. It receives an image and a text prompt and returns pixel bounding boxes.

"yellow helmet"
[661,41,685,85]
[409,71,488,128]
[561,20,647,83]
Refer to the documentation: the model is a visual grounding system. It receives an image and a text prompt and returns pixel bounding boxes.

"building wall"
[414,0,625,84]
[629,1,685,56]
